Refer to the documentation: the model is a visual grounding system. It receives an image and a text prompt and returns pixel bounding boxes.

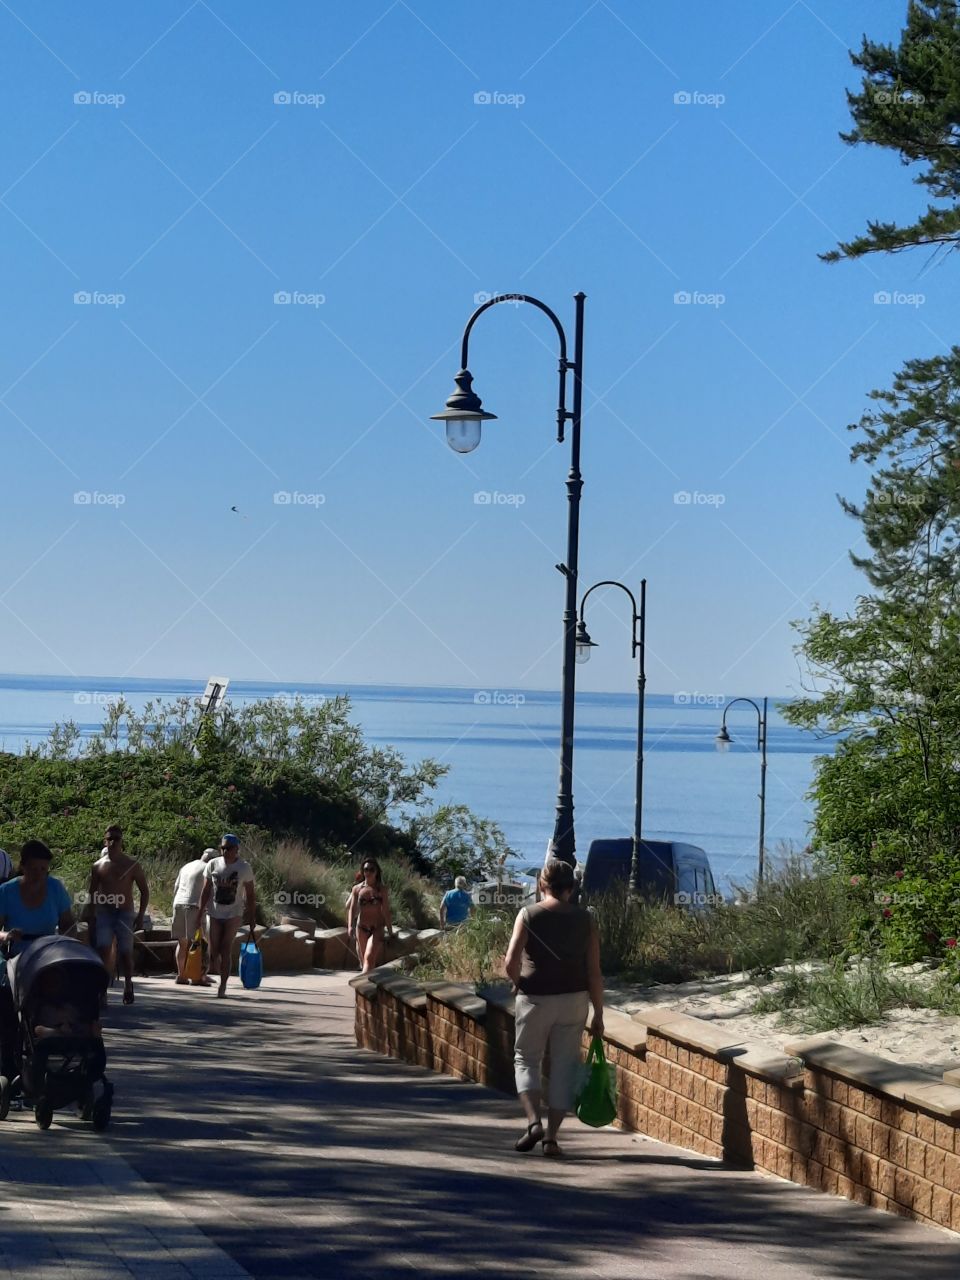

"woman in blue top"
[0,840,76,1079]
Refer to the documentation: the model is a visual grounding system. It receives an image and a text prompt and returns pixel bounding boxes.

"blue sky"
[0,1,948,699]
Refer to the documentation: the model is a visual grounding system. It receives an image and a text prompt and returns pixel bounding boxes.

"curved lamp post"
[431,292,586,866]
[715,696,768,886]
[576,579,647,896]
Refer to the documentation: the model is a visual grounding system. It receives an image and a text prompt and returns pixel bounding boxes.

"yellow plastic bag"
[183,930,204,982]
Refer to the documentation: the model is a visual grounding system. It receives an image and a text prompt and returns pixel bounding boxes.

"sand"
[605,964,960,1077]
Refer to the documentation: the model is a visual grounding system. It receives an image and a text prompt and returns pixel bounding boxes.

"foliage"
[407,803,513,884]
[749,956,937,1031]
[412,911,514,986]
[0,694,504,926]
[824,1,960,262]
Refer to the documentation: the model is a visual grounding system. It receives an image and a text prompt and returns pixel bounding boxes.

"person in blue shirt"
[439,877,473,930]
[0,840,76,1081]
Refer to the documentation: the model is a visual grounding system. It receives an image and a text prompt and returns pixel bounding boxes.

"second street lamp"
[576,579,647,897]
[431,292,586,866]
[715,696,768,887]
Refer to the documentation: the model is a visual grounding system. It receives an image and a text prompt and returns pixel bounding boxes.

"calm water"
[0,675,831,893]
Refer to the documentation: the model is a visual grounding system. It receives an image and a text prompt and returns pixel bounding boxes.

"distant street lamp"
[430,292,586,867]
[576,579,647,896]
[715,696,768,886]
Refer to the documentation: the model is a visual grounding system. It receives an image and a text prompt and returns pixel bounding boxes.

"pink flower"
[947,938,958,949]
[894,870,904,880]
[882,908,892,919]
[227,784,236,792]
[163,771,172,781]
[850,875,862,886]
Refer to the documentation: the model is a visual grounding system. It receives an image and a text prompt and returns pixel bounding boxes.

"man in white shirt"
[172,849,215,985]
[196,834,257,998]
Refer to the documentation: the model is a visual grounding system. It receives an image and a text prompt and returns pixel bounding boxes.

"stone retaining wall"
[353,970,960,1235]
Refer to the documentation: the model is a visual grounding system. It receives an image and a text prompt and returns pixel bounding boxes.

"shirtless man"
[88,825,149,1005]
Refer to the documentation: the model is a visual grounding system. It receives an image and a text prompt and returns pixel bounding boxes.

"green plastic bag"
[576,1035,617,1128]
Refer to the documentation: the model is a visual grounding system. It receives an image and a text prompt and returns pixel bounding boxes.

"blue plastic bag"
[239,939,262,989]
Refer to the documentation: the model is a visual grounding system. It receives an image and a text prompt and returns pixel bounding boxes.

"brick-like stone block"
[926,1142,946,1187]
[887,1128,908,1169]
[906,1135,927,1177]
[935,1119,957,1153]
[931,1186,953,1228]
[943,1151,960,1193]
[860,1152,880,1190]
[837,1105,857,1145]
[916,1112,936,1145]
[860,1090,882,1121]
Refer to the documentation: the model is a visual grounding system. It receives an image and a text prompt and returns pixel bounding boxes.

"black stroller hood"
[9,935,109,1012]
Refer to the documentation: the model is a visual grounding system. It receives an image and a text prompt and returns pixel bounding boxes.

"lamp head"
[430,369,497,454]
[575,619,597,664]
[715,724,733,753]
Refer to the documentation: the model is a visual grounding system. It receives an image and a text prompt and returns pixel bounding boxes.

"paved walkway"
[4,971,960,1279]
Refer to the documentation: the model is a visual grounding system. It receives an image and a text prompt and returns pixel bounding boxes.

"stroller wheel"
[91,1097,111,1131]
[0,1076,9,1121]
[34,1100,53,1130]
[79,1088,95,1122]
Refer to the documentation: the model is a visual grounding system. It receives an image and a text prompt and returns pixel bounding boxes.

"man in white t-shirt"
[196,834,257,998]
[172,849,215,985]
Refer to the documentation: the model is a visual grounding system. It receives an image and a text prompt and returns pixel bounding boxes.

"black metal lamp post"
[576,580,647,896]
[715,697,768,886]
[430,292,586,866]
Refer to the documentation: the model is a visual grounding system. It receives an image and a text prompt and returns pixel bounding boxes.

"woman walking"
[505,858,604,1158]
[0,840,78,1083]
[346,859,392,973]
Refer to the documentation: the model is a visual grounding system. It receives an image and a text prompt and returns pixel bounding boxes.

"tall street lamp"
[575,579,647,896]
[430,292,586,866]
[715,697,768,886]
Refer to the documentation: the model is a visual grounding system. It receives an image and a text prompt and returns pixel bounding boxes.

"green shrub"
[413,912,513,986]
[749,956,938,1031]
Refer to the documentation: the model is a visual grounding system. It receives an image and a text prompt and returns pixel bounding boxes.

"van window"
[675,864,697,904]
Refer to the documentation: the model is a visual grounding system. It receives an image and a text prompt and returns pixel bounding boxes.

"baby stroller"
[0,935,113,1130]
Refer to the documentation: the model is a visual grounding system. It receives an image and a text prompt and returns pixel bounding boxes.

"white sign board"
[200,676,230,715]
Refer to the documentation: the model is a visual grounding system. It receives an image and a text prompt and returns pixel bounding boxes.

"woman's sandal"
[515,1121,544,1152]
[542,1138,563,1158]
[122,987,134,1005]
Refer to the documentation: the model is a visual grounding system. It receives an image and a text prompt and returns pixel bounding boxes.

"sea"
[0,674,832,895]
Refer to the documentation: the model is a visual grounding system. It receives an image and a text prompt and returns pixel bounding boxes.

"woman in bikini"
[346,859,392,973]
